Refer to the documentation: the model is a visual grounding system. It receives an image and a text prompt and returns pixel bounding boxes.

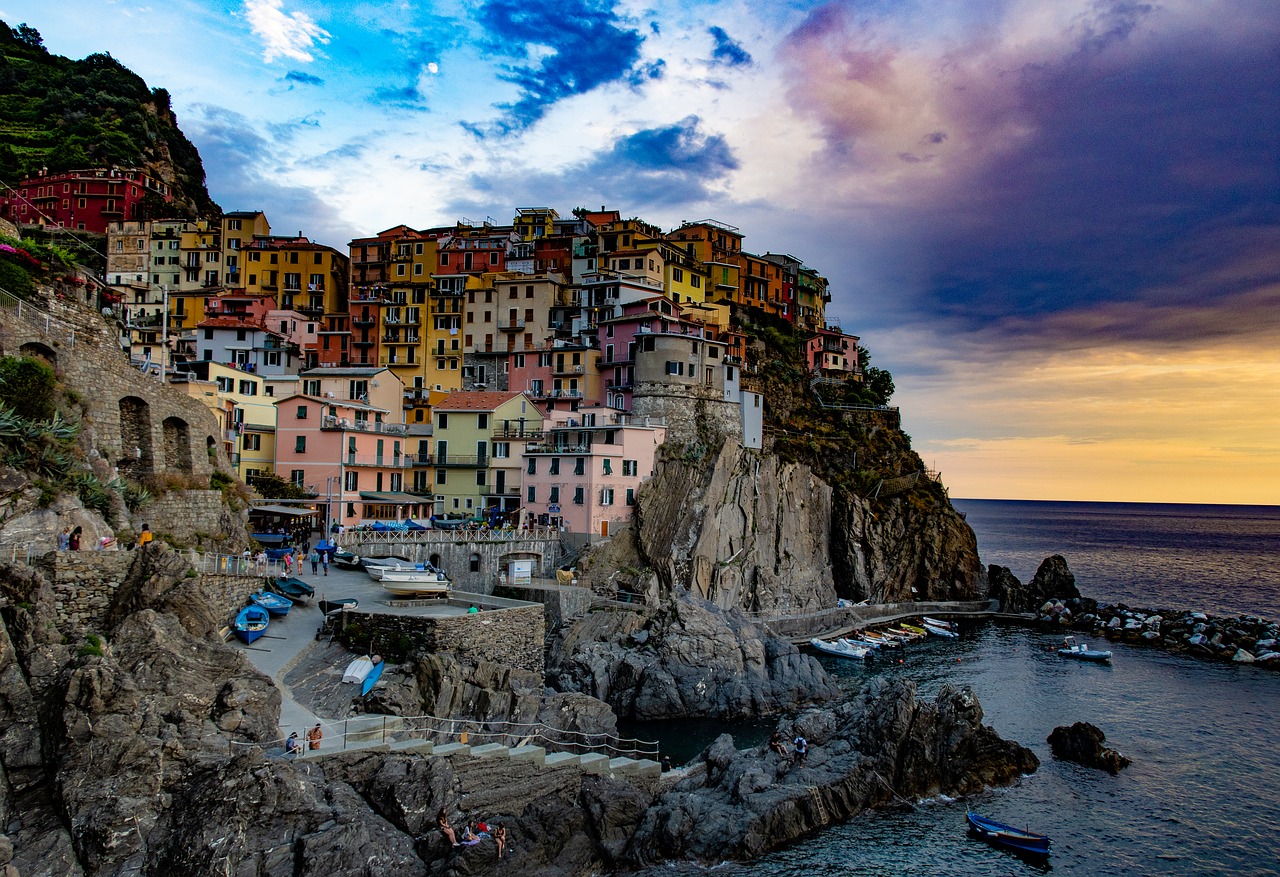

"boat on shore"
[1057,637,1112,663]
[272,577,314,601]
[379,576,450,598]
[342,654,374,684]
[234,605,270,644]
[966,811,1051,856]
[249,590,293,617]
[318,597,359,615]
[809,637,872,660]
[360,657,385,695]
[331,548,362,570]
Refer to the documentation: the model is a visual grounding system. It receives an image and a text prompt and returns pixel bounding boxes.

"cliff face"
[635,439,983,610]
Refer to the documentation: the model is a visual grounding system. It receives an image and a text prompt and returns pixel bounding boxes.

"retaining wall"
[335,602,545,673]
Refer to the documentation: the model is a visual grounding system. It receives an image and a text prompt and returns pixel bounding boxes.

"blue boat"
[966,811,1051,856]
[272,577,315,601]
[1057,636,1112,663]
[360,657,386,696]
[249,590,293,616]
[234,605,270,644]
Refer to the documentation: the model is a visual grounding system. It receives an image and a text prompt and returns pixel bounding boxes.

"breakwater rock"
[1048,722,1132,774]
[626,678,1039,864]
[988,555,1080,614]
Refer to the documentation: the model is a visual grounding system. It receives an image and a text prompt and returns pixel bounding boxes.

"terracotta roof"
[196,317,265,329]
[433,390,527,413]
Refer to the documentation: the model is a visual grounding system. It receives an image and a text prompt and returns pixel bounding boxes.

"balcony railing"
[344,454,416,468]
[498,319,526,332]
[434,455,487,467]
[320,415,407,435]
[352,316,377,327]
[492,428,543,440]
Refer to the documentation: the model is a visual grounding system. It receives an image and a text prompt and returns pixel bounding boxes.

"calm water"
[635,501,1280,877]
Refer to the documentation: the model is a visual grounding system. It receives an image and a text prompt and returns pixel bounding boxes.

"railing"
[434,455,487,467]
[327,711,659,759]
[0,286,77,349]
[492,428,544,440]
[339,526,561,546]
[187,550,285,578]
[498,319,526,331]
[345,454,416,468]
[320,415,408,435]
[525,444,592,455]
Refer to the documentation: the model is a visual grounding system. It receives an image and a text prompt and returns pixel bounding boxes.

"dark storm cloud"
[471,0,648,136]
[708,26,752,67]
[784,1,1280,359]
[451,117,738,214]
[283,70,324,87]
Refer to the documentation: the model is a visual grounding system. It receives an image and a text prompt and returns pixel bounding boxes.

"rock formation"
[626,678,1040,863]
[548,592,839,720]
[988,554,1081,614]
[1047,722,1132,774]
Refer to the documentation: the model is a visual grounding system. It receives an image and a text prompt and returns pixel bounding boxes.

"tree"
[248,472,314,499]
[857,345,895,406]
[0,355,57,421]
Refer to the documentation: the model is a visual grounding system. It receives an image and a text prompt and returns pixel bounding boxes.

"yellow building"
[171,360,277,481]
[431,391,542,519]
[221,211,271,291]
[513,207,559,241]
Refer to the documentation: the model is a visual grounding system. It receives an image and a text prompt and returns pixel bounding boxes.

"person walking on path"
[321,551,329,576]
[283,551,294,575]
[309,548,320,575]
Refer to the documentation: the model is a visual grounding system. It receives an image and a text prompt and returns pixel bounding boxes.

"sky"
[7,0,1280,504]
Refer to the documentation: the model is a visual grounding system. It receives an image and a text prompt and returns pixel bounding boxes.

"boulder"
[1047,722,1132,774]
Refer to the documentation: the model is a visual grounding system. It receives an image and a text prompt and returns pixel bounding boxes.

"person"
[321,551,329,576]
[494,822,507,859]
[768,731,788,757]
[306,723,323,750]
[460,823,477,843]
[283,551,294,574]
[437,808,457,846]
[793,735,808,763]
[310,548,320,575]
[661,755,673,772]
[255,549,268,574]
[138,525,154,548]
[69,527,82,551]
[284,732,300,755]
[58,527,71,551]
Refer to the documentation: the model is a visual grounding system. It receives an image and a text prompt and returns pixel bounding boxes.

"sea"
[632,500,1280,877]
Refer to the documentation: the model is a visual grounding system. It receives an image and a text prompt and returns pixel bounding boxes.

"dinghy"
[272,577,314,601]
[234,605,270,644]
[809,638,872,660]
[923,621,960,638]
[966,811,1051,856]
[249,590,293,617]
[318,597,359,615]
[1057,637,1112,663]
[360,656,386,695]
[342,655,375,684]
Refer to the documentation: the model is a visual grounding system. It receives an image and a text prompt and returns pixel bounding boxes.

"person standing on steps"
[306,723,322,750]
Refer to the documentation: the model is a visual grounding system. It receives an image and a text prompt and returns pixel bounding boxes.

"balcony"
[492,427,543,440]
[434,455,488,467]
[352,315,377,327]
[552,364,586,376]
[344,454,416,468]
[525,443,593,455]
[352,338,375,347]
[320,415,407,435]
[549,389,583,399]
[498,319,526,332]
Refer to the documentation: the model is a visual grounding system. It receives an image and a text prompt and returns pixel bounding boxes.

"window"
[665,361,684,376]
[476,470,486,487]
[295,405,308,419]
[623,459,638,477]
[238,380,257,395]
[349,379,368,400]
[549,486,560,503]
[626,487,635,506]
[290,469,305,486]
[294,436,306,452]
[549,458,560,475]
[574,458,585,476]
[573,486,585,505]
[203,328,214,340]
[493,442,509,459]
[470,553,481,572]
[527,485,536,503]
[436,469,447,484]
[601,488,614,506]
[345,471,359,490]
[673,267,684,282]
[527,458,537,474]
[236,329,247,341]
[303,379,321,396]
[602,459,612,475]
[477,413,489,429]
[438,413,448,429]
[242,433,261,451]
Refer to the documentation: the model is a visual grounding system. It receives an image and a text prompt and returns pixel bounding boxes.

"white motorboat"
[923,622,960,638]
[809,637,872,660]
[921,616,958,631]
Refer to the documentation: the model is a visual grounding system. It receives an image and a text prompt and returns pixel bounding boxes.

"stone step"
[543,752,580,769]
[607,757,639,776]
[432,742,471,758]
[578,752,609,775]
[469,743,510,760]
[509,745,545,766]
[387,738,434,755]
[631,758,662,779]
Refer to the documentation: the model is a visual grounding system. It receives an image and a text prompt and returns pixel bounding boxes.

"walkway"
[753,599,1034,645]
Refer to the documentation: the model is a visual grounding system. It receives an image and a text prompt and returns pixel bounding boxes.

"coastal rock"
[550,591,839,719]
[1047,722,1132,774]
[627,679,1038,863]
[989,556,1080,614]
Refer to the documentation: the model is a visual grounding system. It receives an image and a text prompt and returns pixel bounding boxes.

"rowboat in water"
[923,621,960,638]
[922,616,958,631]
[966,811,1051,856]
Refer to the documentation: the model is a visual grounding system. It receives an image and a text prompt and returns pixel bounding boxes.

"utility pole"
[159,283,169,382]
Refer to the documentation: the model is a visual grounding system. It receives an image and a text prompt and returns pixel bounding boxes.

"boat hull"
[360,658,386,695]
[809,637,871,660]
[318,598,359,615]
[249,591,292,616]
[966,812,1051,855]
[342,656,374,684]
[234,606,270,644]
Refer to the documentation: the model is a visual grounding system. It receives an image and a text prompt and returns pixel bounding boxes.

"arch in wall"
[17,341,57,368]
[429,552,442,569]
[162,416,193,474]
[469,552,481,572]
[206,435,218,464]
[118,395,154,479]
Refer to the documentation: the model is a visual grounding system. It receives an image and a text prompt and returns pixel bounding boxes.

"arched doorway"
[118,396,153,479]
[18,342,56,369]
[162,416,193,474]
[429,552,442,569]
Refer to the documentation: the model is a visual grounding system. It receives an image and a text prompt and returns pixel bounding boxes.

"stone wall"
[494,582,592,631]
[631,382,741,445]
[340,531,565,594]
[335,602,545,672]
[33,549,135,635]
[142,490,249,551]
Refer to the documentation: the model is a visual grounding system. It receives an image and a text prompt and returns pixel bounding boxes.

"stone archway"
[206,435,218,465]
[118,396,154,479]
[18,342,56,368]
[429,552,442,569]
[162,416,193,474]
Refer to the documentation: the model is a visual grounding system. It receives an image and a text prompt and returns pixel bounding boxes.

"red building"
[1,168,172,234]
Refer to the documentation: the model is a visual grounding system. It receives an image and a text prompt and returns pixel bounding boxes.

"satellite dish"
[372,380,380,387]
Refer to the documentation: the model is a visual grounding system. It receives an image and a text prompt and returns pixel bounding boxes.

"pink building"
[597,296,711,411]
[806,328,860,381]
[273,394,427,529]
[521,406,665,536]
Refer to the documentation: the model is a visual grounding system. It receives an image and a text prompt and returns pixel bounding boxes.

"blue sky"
[8,0,1280,503]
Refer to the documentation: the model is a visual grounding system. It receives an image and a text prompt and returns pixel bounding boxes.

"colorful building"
[431,391,544,519]
[1,167,172,234]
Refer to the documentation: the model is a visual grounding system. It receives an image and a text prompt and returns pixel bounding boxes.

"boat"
[331,549,362,570]
[923,621,960,638]
[272,577,314,600]
[318,597,359,615]
[888,626,925,641]
[1057,637,1112,663]
[899,623,929,635]
[360,656,386,695]
[379,576,450,598]
[966,811,1051,856]
[860,631,902,647]
[360,554,414,576]
[809,637,872,660]
[234,605,270,644]
[922,616,958,631]
[342,655,375,684]
[248,590,293,617]
[842,637,882,650]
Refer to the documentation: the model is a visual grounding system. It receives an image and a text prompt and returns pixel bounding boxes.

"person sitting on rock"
[284,732,300,755]
[494,823,507,859]
[793,735,808,763]
[437,808,457,846]
[460,823,478,843]
[768,731,788,757]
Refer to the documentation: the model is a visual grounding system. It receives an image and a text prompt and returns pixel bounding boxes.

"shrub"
[0,356,57,422]
[77,633,103,657]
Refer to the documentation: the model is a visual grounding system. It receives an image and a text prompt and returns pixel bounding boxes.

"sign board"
[508,559,533,585]
[547,504,560,514]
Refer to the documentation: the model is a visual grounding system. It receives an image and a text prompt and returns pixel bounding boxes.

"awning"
[251,504,317,517]
[358,492,431,504]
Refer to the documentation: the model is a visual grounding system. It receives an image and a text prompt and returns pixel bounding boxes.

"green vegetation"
[247,472,315,500]
[76,633,103,657]
[0,22,215,214]
[0,353,56,420]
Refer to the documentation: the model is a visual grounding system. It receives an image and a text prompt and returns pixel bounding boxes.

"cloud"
[243,0,331,63]
[471,0,648,135]
[708,26,752,67]
[283,70,325,86]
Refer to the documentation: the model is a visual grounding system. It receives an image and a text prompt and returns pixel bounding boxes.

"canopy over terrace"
[249,502,319,543]
[358,491,434,525]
